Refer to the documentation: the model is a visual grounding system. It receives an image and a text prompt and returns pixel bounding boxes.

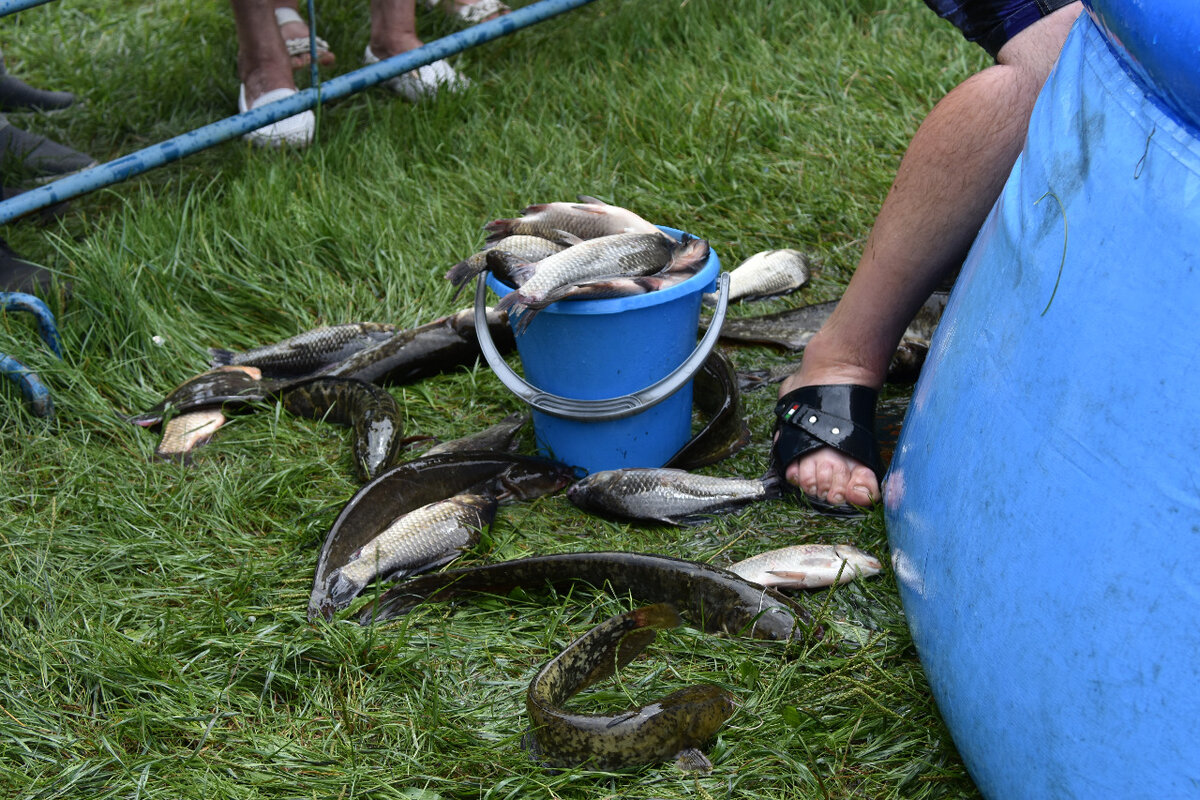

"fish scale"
[567,467,779,526]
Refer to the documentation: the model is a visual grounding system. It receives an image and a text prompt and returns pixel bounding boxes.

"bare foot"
[776,337,884,509]
[275,7,336,70]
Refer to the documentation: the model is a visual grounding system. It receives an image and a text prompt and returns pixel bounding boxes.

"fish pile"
[447,196,711,332]
[524,603,736,773]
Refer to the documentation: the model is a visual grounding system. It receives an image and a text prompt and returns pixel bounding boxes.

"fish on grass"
[485,195,663,243]
[360,550,819,642]
[727,544,882,589]
[494,233,710,331]
[525,603,736,773]
[704,249,811,305]
[324,493,497,609]
[567,467,781,526]
[209,322,398,378]
[154,408,228,463]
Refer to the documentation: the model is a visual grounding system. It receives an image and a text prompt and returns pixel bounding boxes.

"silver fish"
[495,234,709,330]
[704,249,811,305]
[566,467,780,526]
[209,322,399,378]
[485,196,663,242]
[444,234,571,297]
[727,544,882,589]
[154,408,227,463]
[325,493,498,609]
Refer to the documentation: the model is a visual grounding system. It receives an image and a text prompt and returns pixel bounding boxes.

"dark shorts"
[923,0,1078,59]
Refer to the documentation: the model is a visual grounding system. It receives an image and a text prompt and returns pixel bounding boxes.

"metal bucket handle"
[473,271,730,421]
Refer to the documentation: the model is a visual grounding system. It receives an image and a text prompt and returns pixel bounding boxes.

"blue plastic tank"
[884,3,1200,797]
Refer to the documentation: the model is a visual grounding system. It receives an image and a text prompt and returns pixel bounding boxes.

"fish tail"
[492,290,523,315]
[444,256,484,294]
[208,347,236,367]
[512,305,539,334]
[761,468,784,499]
[483,217,519,242]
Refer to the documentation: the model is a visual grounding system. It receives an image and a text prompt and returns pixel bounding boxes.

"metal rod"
[0,0,54,17]
[0,0,599,224]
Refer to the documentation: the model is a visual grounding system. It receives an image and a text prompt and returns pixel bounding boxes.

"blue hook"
[0,291,62,417]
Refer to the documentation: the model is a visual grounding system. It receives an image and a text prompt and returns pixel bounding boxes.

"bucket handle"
[473,271,730,421]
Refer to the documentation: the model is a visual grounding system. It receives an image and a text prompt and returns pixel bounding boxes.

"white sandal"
[238,85,315,148]
[424,0,511,26]
[274,7,334,64]
[362,46,471,103]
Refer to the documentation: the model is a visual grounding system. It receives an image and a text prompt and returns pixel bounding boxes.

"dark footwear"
[0,123,97,184]
[0,75,75,112]
[0,238,50,293]
[772,384,883,516]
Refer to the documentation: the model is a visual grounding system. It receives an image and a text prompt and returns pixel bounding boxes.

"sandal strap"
[773,384,883,480]
[274,7,304,27]
[283,35,331,58]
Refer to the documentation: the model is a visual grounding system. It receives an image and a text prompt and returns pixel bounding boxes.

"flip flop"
[771,384,883,516]
[424,0,511,25]
[275,7,335,68]
[238,85,314,149]
[362,46,470,103]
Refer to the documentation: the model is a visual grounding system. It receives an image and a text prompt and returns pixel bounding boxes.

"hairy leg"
[778,3,1083,507]
[232,0,297,106]
[368,0,423,58]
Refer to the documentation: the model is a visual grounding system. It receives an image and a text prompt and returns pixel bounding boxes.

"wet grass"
[0,1,987,798]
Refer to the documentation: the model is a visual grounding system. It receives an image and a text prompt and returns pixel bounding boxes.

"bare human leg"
[776,3,1083,509]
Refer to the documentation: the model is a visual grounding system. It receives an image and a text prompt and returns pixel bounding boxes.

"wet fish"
[310,451,578,620]
[154,408,227,463]
[666,349,751,470]
[485,196,663,243]
[208,322,399,378]
[567,468,780,526]
[704,249,811,305]
[728,544,882,589]
[316,308,515,386]
[516,269,697,308]
[128,365,269,427]
[279,376,404,482]
[423,411,528,456]
[716,300,837,351]
[495,234,709,331]
[360,550,819,641]
[325,493,497,609]
[444,235,570,298]
[525,603,736,773]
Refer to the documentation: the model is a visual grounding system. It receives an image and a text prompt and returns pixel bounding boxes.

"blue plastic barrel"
[884,4,1200,798]
[484,227,720,473]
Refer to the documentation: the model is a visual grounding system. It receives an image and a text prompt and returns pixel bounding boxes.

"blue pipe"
[0,0,53,16]
[0,0,599,224]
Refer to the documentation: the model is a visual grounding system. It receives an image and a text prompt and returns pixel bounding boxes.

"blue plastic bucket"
[475,226,723,473]
[884,7,1200,798]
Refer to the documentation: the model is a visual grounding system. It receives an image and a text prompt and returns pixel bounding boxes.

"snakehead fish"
[359,551,818,641]
[279,377,405,483]
[566,468,780,526]
[208,322,399,378]
[666,349,751,470]
[423,412,528,456]
[728,544,883,589]
[484,196,664,243]
[310,451,578,620]
[525,603,736,773]
[127,365,272,427]
[325,493,497,609]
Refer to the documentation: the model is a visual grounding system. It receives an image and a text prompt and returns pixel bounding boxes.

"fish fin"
[551,229,585,246]
[761,469,784,498]
[574,194,609,207]
[482,217,519,241]
[511,305,539,334]
[492,290,526,318]
[489,253,538,288]
[208,347,236,367]
[327,570,366,609]
[444,256,485,294]
[674,747,714,774]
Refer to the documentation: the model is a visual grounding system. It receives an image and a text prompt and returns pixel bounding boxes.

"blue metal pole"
[0,0,54,17]
[0,0,599,224]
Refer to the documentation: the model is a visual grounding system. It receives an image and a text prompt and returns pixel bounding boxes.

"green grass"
[0,1,988,797]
